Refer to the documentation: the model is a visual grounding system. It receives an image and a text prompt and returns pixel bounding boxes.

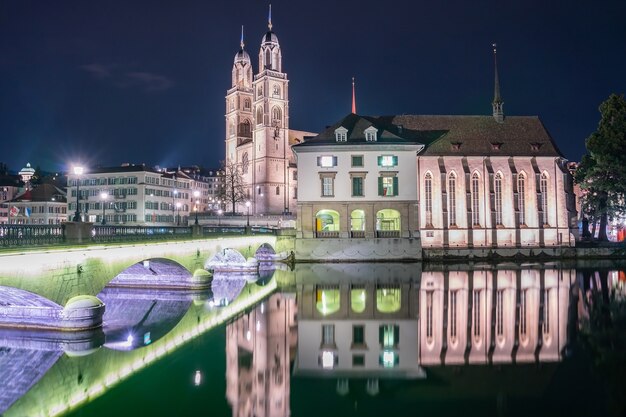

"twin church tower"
[225,7,313,215]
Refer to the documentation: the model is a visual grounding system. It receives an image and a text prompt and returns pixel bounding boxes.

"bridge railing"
[0,223,277,248]
[91,225,193,243]
[0,224,64,247]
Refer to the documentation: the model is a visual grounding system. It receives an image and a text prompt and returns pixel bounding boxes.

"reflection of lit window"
[543,289,550,339]
[380,350,397,368]
[322,324,335,346]
[379,324,399,348]
[352,325,365,347]
[321,351,335,369]
[351,288,366,313]
[376,287,401,313]
[473,290,481,344]
[317,287,340,316]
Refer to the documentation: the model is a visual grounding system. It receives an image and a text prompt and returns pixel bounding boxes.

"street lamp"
[218,209,223,226]
[100,192,108,225]
[245,200,251,227]
[176,202,182,226]
[193,190,200,225]
[72,166,84,222]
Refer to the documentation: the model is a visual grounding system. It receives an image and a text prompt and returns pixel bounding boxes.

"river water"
[1,261,624,417]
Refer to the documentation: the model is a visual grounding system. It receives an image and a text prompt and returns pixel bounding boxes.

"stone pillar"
[64,222,94,245]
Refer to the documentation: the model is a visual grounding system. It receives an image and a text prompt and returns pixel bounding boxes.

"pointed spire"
[352,77,357,114]
[240,25,245,49]
[268,4,273,31]
[492,43,504,123]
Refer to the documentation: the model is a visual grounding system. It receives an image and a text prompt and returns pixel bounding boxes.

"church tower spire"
[492,43,504,123]
[352,77,356,114]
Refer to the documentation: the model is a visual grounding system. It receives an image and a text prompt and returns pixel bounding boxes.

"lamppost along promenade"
[193,190,200,225]
[245,200,251,227]
[100,192,108,225]
[218,209,223,226]
[72,166,84,222]
[176,202,182,226]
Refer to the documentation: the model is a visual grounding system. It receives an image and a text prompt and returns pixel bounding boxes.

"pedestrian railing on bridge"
[0,224,64,247]
[0,223,278,249]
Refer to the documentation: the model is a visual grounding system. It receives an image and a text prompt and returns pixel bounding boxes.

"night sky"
[1,0,625,173]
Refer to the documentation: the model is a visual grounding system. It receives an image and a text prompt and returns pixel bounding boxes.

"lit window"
[540,172,549,225]
[378,175,398,196]
[380,350,397,368]
[322,177,334,196]
[378,155,397,167]
[448,172,457,226]
[471,172,480,226]
[518,174,526,225]
[318,155,336,168]
[495,173,503,226]
[379,324,399,348]
[425,172,433,226]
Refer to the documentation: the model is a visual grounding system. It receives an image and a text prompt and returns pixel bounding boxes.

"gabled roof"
[11,183,66,203]
[293,113,444,148]
[390,115,563,157]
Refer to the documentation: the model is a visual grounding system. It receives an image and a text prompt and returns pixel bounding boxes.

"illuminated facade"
[225,17,314,215]
[67,165,194,225]
[292,48,577,250]
[226,293,297,417]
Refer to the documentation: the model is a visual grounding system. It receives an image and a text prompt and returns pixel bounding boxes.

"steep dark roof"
[390,115,563,157]
[293,113,443,148]
[11,183,66,203]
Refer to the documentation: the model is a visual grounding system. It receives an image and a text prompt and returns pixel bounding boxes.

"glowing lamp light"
[194,370,202,386]
[246,330,251,341]
[322,351,335,369]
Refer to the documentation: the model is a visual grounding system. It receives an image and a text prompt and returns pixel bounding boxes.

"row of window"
[320,324,400,369]
[72,188,138,198]
[144,188,189,199]
[320,174,399,198]
[317,155,397,168]
[424,288,552,348]
[424,171,550,227]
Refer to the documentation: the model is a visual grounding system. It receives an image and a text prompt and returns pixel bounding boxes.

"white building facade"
[67,165,195,226]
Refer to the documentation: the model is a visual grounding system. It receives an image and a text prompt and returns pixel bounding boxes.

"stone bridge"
[0,235,293,329]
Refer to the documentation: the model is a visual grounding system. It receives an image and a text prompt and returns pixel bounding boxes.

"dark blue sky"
[1,0,625,172]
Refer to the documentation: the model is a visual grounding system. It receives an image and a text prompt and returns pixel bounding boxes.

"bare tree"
[217,159,247,215]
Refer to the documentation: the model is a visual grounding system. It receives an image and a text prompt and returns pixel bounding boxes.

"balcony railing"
[350,230,365,238]
[316,231,339,238]
[376,230,401,238]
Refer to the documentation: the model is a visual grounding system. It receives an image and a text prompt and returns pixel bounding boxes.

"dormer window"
[335,127,348,142]
[365,126,378,142]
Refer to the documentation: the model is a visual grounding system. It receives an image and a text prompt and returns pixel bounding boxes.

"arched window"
[256,106,263,125]
[244,98,251,110]
[242,152,249,174]
[265,49,271,69]
[376,209,400,233]
[350,209,365,232]
[316,286,340,316]
[495,172,503,226]
[540,172,549,225]
[316,209,340,234]
[273,84,280,97]
[471,172,480,226]
[238,119,251,138]
[351,287,366,313]
[518,173,526,225]
[425,172,433,227]
[448,172,457,226]
[272,106,282,126]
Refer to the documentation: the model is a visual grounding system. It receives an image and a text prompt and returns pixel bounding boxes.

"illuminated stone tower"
[226,7,301,215]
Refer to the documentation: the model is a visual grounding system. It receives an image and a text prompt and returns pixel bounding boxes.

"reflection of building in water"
[293,264,574,387]
[226,293,297,417]
[420,268,573,365]
[294,273,424,382]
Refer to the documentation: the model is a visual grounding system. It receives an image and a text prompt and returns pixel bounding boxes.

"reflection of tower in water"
[226,294,297,417]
